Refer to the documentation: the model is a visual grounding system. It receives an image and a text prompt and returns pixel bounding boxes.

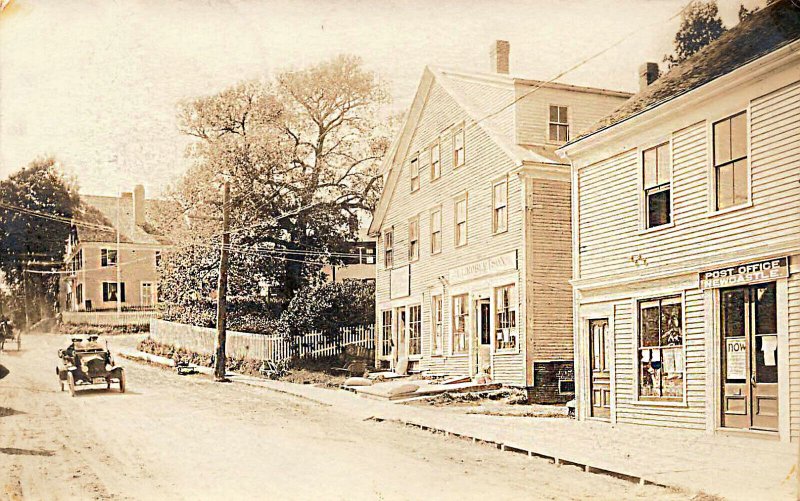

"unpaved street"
[0,334,686,501]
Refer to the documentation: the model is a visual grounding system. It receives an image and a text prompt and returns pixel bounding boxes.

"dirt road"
[0,334,686,501]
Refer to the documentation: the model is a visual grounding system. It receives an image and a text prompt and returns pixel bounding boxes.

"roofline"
[430,65,633,98]
[560,38,800,157]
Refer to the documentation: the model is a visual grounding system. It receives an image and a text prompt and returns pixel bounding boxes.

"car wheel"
[67,371,76,397]
[118,370,126,393]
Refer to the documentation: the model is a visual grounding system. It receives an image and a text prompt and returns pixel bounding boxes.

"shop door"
[475,299,491,376]
[721,283,779,431]
[589,318,611,419]
[394,308,407,366]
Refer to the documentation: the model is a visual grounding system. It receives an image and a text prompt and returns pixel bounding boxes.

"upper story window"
[495,284,518,351]
[430,141,441,181]
[430,208,442,255]
[638,295,684,401]
[713,111,748,211]
[410,155,420,192]
[453,128,465,168]
[549,105,569,143]
[155,250,162,267]
[454,194,468,247]
[383,229,393,268]
[643,142,671,228]
[101,248,117,267]
[408,218,419,262]
[492,178,508,234]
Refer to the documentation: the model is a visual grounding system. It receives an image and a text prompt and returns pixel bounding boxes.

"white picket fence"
[149,319,374,362]
[62,310,157,327]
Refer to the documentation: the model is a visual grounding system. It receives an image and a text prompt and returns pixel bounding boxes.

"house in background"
[368,41,631,402]
[321,232,377,284]
[559,1,800,441]
[61,185,171,312]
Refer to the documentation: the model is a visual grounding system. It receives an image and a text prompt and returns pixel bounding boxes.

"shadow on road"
[0,447,54,457]
[0,364,8,379]
[0,407,24,418]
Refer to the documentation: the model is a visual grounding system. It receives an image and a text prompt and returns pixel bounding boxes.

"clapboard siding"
[613,290,706,429]
[578,80,800,281]
[789,272,800,440]
[527,178,573,361]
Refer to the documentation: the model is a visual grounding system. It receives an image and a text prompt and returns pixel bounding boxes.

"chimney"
[639,62,660,91]
[490,40,510,74]
[133,184,145,227]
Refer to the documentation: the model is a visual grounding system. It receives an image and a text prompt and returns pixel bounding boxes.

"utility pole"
[213,181,230,382]
[21,261,29,331]
[116,194,122,314]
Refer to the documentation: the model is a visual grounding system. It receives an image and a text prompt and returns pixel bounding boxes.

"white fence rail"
[62,310,157,327]
[149,319,374,362]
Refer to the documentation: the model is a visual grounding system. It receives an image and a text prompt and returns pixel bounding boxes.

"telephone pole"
[213,181,230,382]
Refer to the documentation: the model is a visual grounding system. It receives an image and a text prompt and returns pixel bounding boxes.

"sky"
[0,0,763,198]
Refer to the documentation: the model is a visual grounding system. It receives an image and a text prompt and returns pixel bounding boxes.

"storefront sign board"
[449,251,517,284]
[390,265,410,299]
[700,257,788,289]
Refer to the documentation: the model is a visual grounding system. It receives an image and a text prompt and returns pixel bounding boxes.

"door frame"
[711,278,790,441]
[579,303,616,423]
[474,296,492,376]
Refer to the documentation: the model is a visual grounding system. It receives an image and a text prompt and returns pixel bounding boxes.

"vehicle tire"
[67,371,76,397]
[118,370,126,393]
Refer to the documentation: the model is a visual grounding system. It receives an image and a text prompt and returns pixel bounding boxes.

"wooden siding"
[790,271,800,440]
[578,79,800,281]
[526,178,573,361]
[374,80,527,385]
[611,289,706,429]
[515,85,629,147]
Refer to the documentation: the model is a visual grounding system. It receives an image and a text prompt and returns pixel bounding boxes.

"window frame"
[709,109,752,215]
[383,228,394,269]
[638,140,674,232]
[380,309,393,358]
[632,291,687,405]
[452,125,465,169]
[407,304,422,357]
[431,294,443,356]
[429,206,442,255]
[430,139,441,182]
[492,176,509,235]
[102,281,126,303]
[141,281,155,307]
[409,153,420,193]
[547,104,570,144]
[101,248,118,267]
[454,193,468,248]
[451,294,469,356]
[408,217,420,262]
[494,284,519,353]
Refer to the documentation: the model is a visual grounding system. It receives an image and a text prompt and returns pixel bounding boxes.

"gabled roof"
[573,0,800,143]
[75,195,173,246]
[369,66,627,235]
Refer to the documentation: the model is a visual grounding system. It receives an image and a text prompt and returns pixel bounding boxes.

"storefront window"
[381,310,393,357]
[638,296,683,400]
[452,295,468,354]
[431,295,443,355]
[494,285,517,350]
[408,305,421,356]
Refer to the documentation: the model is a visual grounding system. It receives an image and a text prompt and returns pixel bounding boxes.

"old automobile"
[57,335,125,396]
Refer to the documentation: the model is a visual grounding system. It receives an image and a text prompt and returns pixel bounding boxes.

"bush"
[278,280,374,338]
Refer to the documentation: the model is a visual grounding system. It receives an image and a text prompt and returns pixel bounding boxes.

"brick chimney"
[490,40,510,74]
[133,184,145,227]
[639,62,660,91]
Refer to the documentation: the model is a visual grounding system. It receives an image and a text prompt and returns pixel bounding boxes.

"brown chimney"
[133,184,145,227]
[639,62,660,91]
[490,40,510,74]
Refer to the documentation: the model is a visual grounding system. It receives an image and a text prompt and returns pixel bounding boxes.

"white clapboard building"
[558,1,800,441]
[368,41,630,402]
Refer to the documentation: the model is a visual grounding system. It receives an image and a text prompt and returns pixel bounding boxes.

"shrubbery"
[277,280,375,338]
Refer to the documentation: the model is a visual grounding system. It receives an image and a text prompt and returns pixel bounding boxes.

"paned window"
[408,305,421,356]
[408,218,419,261]
[430,208,442,254]
[638,296,684,400]
[102,282,126,303]
[383,229,393,268]
[430,141,441,181]
[432,295,443,355]
[453,128,465,168]
[381,310,393,357]
[410,156,420,192]
[713,112,748,210]
[643,142,671,228]
[101,248,117,267]
[452,294,468,354]
[455,195,467,247]
[495,285,517,350]
[493,178,508,233]
[549,105,569,142]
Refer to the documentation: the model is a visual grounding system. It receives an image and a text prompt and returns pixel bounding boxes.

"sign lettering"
[725,338,747,380]
[699,257,788,289]
[448,251,517,284]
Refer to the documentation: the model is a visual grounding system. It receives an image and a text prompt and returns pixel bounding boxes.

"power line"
[0,201,115,232]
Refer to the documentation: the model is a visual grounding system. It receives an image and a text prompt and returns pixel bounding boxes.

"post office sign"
[699,257,789,289]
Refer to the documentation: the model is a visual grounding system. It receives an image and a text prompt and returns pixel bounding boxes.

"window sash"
[432,296,443,355]
[408,305,422,355]
[494,285,517,350]
[430,143,441,180]
[638,296,683,400]
[430,210,441,254]
[381,310,393,357]
[452,295,468,354]
[384,231,393,268]
[455,198,467,247]
[493,180,508,233]
[101,249,117,267]
[408,220,419,260]
[453,129,465,167]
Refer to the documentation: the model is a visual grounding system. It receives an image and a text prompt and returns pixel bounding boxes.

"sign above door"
[699,257,788,289]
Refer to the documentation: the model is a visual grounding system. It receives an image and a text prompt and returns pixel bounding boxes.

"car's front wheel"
[67,371,76,397]
[118,370,126,393]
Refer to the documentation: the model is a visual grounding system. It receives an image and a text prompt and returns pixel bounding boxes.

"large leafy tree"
[664,0,726,68]
[158,55,391,324]
[0,157,80,326]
